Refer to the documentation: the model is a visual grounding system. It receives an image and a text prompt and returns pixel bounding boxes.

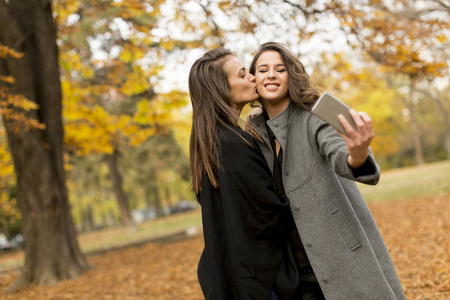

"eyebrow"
[237,67,245,74]
[257,63,285,68]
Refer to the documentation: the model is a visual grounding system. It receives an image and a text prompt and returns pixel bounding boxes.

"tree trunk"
[409,113,425,165]
[106,148,135,227]
[431,94,450,160]
[406,79,425,165]
[165,187,173,210]
[153,186,164,217]
[83,204,95,232]
[145,187,152,209]
[0,0,91,291]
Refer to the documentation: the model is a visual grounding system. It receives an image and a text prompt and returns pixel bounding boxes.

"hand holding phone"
[311,92,357,137]
[312,92,375,168]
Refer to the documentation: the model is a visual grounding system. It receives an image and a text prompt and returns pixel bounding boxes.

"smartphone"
[311,92,357,137]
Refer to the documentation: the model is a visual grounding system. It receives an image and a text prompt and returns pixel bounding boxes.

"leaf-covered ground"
[0,196,449,299]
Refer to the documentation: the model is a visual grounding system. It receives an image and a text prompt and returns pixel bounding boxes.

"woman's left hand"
[337,109,374,169]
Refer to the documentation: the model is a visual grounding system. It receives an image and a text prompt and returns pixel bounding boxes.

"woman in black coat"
[189,48,301,299]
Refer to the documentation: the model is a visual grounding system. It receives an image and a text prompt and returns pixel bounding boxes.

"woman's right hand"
[246,107,263,122]
[245,107,263,132]
[337,109,374,169]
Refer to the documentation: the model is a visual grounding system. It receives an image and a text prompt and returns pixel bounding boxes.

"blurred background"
[0,1,449,293]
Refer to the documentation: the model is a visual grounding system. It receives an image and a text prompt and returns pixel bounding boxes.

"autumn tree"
[56,0,198,227]
[0,0,91,290]
[332,1,448,165]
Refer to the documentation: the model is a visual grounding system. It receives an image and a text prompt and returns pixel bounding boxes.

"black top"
[267,125,312,269]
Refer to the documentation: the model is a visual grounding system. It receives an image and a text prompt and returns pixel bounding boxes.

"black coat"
[197,124,293,300]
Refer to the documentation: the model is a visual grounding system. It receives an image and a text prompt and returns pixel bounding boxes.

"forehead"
[223,56,243,75]
[256,50,284,66]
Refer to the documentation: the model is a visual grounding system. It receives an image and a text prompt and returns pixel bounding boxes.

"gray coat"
[251,102,406,300]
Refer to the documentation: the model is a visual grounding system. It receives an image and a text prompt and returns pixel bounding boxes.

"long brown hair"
[189,48,256,193]
[249,42,320,110]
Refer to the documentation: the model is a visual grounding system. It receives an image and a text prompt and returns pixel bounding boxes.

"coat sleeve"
[218,128,291,238]
[313,118,380,185]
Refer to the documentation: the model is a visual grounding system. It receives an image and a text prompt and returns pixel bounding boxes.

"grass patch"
[358,160,450,202]
[0,209,202,273]
[78,209,202,253]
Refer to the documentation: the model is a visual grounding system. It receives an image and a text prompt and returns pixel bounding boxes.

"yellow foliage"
[133,100,151,125]
[64,121,114,155]
[81,66,95,80]
[121,66,150,96]
[119,45,133,63]
[0,134,14,178]
[5,94,39,111]
[160,39,175,52]
[59,50,84,73]
[218,1,231,10]
[343,80,400,157]
[1,82,45,132]
[53,0,80,22]
[436,34,447,43]
[0,127,19,225]
[128,127,157,146]
[0,76,15,84]
[0,44,24,59]
[132,91,189,128]
[111,0,146,11]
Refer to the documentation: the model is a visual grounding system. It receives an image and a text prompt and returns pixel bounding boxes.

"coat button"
[322,277,328,283]
[284,171,289,176]
[273,121,279,127]
[281,134,286,139]
[294,206,300,211]
[307,242,312,247]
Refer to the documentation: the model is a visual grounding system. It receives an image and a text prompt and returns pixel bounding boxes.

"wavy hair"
[189,48,257,193]
[249,42,321,110]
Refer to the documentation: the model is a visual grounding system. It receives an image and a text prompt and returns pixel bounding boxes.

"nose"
[248,73,255,82]
[267,68,276,78]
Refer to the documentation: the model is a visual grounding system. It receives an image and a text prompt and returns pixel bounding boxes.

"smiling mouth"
[264,83,279,91]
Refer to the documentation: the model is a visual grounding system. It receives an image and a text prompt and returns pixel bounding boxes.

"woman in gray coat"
[248,42,406,300]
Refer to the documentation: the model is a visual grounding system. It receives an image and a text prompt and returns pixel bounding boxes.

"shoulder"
[217,123,263,162]
[218,123,257,148]
[288,104,327,131]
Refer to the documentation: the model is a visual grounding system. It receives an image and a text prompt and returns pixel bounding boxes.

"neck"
[226,106,243,126]
[230,102,245,113]
[263,99,290,119]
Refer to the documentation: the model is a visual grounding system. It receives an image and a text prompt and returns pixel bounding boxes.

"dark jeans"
[267,287,279,300]
[300,267,326,300]
[299,280,325,300]
[268,283,324,300]
[268,267,326,300]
